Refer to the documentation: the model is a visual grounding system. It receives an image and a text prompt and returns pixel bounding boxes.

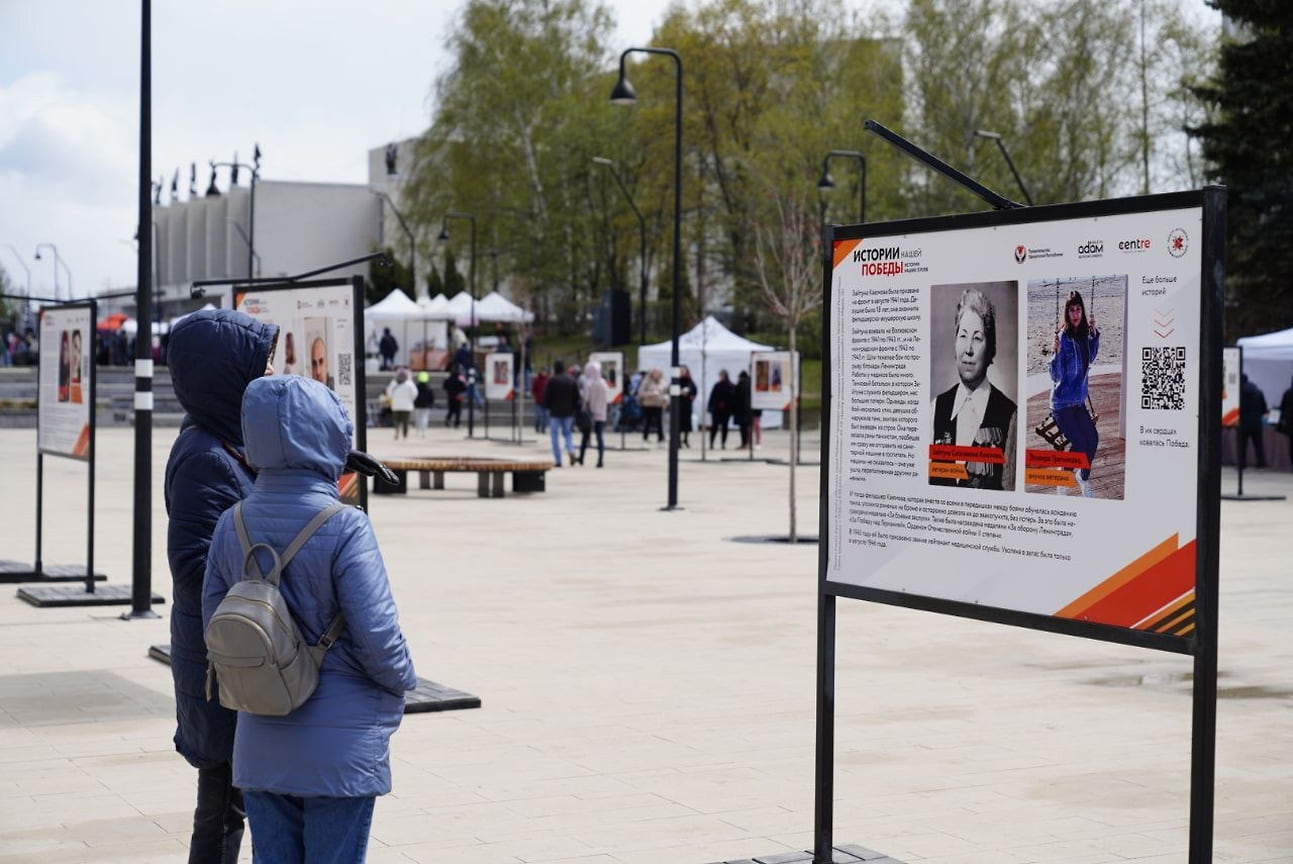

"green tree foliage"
[412,0,1215,348]
[367,247,413,306]
[1191,0,1293,340]
[426,263,444,298]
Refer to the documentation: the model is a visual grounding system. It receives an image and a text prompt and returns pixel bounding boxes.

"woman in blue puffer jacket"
[1050,290,1101,497]
[203,374,416,863]
[167,308,279,863]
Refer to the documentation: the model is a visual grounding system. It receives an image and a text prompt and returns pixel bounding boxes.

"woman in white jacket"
[385,367,418,439]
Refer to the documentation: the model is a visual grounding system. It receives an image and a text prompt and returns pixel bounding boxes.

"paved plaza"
[0,423,1290,863]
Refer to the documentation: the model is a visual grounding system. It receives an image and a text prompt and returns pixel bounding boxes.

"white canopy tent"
[637,316,783,429]
[1237,326,1293,408]
[365,290,451,368]
[474,291,534,323]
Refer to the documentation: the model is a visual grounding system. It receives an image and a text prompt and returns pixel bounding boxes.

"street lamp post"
[34,243,72,300]
[611,45,684,511]
[439,212,477,437]
[3,244,32,296]
[973,130,1033,206]
[373,190,417,300]
[211,145,261,277]
[592,156,648,347]
[816,149,867,224]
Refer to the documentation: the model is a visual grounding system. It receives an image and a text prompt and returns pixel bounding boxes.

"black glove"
[345,449,399,486]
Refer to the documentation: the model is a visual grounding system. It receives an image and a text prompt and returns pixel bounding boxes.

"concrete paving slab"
[0,424,1290,862]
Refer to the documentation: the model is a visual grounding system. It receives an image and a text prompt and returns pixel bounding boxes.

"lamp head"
[974,129,1002,141]
[609,74,637,106]
[817,171,836,191]
[33,249,41,261]
[437,225,450,243]
[592,156,614,167]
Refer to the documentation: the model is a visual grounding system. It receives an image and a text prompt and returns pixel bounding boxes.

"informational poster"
[1221,346,1240,427]
[826,197,1209,645]
[750,350,799,411]
[38,304,93,459]
[589,351,624,404]
[234,279,366,505]
[485,351,514,400]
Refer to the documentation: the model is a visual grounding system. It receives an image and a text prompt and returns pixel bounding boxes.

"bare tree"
[751,182,821,542]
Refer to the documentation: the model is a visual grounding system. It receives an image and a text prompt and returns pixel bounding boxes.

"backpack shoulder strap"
[232,501,348,586]
[279,503,349,570]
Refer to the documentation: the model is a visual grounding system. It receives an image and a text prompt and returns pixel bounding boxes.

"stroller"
[616,393,643,432]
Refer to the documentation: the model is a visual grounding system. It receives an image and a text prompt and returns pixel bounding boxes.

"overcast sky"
[0,0,679,299]
[0,0,1215,300]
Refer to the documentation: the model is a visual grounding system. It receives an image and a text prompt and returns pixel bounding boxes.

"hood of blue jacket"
[242,375,352,480]
[168,309,278,445]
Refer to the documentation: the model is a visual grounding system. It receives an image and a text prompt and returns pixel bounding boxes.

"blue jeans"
[1054,404,1098,480]
[549,415,575,464]
[244,791,375,864]
[533,404,549,433]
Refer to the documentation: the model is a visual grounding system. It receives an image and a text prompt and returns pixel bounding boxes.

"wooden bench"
[375,457,553,498]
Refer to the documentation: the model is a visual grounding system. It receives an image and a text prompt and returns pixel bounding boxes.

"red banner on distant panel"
[1025,449,1090,470]
[928,444,1005,464]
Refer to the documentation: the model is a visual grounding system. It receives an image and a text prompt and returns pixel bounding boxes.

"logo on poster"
[1013,245,1027,263]
[1118,237,1152,252]
[1167,228,1189,258]
[1077,241,1104,259]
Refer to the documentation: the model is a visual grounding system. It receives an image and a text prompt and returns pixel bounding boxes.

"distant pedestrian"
[413,371,435,437]
[544,360,580,467]
[385,367,417,439]
[677,366,698,448]
[531,367,550,433]
[443,365,466,428]
[734,370,753,449]
[1239,373,1268,469]
[378,327,398,371]
[579,360,608,468]
[203,375,416,864]
[638,368,668,445]
[1278,375,1293,464]
[165,308,279,864]
[708,370,735,449]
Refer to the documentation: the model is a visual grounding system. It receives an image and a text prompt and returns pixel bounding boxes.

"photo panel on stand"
[927,281,1019,492]
[1023,275,1128,500]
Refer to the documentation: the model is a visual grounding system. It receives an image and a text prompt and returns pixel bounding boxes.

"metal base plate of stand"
[149,644,481,714]
[17,584,165,608]
[1220,493,1286,501]
[703,844,903,864]
[0,560,108,585]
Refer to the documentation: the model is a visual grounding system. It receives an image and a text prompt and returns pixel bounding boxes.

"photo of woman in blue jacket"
[167,308,280,864]
[1050,290,1100,497]
[203,374,416,864]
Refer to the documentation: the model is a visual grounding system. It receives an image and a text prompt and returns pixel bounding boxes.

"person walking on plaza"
[166,308,279,864]
[734,370,753,449]
[638,367,668,446]
[708,370,735,449]
[677,365,698,448]
[1278,375,1293,465]
[413,371,435,437]
[1239,373,1269,469]
[203,375,416,864]
[384,367,417,440]
[579,359,609,468]
[443,365,466,428]
[544,360,580,466]
[531,366,550,433]
[378,327,398,371]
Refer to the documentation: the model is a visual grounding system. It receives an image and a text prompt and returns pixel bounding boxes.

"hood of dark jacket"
[168,309,278,445]
[242,375,352,481]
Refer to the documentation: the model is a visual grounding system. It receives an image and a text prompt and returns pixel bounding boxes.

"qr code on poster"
[337,353,352,388]
[1141,346,1186,410]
